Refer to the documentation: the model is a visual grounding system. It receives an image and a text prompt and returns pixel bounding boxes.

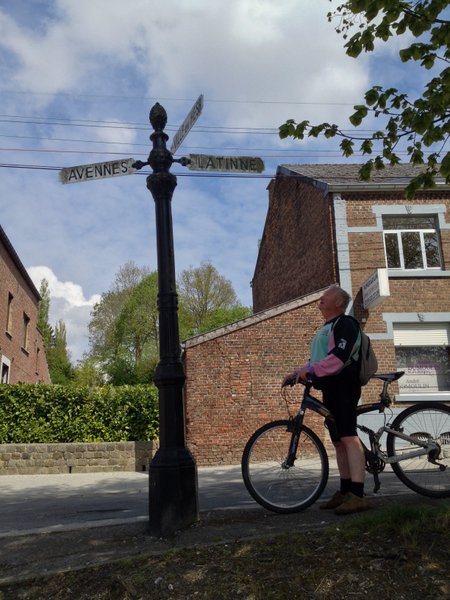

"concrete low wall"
[0,441,158,475]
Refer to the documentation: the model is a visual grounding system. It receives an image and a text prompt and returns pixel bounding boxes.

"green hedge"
[0,384,159,443]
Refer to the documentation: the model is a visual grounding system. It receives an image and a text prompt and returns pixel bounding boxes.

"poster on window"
[395,346,450,393]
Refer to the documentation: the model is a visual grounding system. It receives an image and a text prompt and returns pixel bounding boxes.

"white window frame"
[382,216,442,271]
[363,205,450,280]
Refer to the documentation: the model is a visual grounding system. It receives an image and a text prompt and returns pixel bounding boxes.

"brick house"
[0,226,50,384]
[183,164,450,466]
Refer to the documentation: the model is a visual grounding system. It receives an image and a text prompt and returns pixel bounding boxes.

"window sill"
[21,347,29,356]
[396,392,450,402]
[5,331,12,339]
[388,269,450,278]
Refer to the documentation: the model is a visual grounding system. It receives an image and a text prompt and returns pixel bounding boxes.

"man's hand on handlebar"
[282,374,297,387]
[282,367,310,387]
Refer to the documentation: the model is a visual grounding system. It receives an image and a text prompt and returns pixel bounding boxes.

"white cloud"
[0,1,369,120]
[28,265,100,307]
[27,266,101,362]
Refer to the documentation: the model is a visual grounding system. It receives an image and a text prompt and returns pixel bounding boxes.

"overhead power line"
[1,90,356,107]
[0,145,426,161]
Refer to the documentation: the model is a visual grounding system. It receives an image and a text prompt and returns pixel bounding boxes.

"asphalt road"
[1,463,412,537]
[1,465,254,537]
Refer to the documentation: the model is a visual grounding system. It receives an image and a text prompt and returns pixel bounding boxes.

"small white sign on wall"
[362,268,390,309]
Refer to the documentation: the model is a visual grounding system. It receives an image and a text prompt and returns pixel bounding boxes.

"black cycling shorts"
[321,371,361,442]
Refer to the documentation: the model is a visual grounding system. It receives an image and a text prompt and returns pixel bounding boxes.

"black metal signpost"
[132,102,198,537]
[129,98,266,537]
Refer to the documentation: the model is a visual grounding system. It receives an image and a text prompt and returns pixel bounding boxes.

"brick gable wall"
[0,238,50,384]
[252,177,337,312]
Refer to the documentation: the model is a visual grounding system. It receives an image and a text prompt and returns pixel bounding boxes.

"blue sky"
[0,0,429,362]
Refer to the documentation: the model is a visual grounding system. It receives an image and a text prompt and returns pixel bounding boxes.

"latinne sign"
[187,154,265,173]
[362,268,390,309]
[59,158,136,184]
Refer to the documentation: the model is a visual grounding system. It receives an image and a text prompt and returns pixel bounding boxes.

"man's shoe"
[334,492,369,515]
[319,491,346,510]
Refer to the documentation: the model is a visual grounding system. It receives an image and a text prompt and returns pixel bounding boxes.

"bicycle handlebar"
[282,376,312,389]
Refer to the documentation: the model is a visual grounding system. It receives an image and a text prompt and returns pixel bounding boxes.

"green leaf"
[324,126,337,139]
[421,54,436,70]
[340,139,354,157]
[440,152,450,178]
[365,88,379,106]
[374,156,385,170]
[359,161,374,181]
[410,145,425,165]
[361,139,373,154]
[309,125,324,137]
[345,38,363,58]
[349,105,368,127]
[412,112,433,135]
[279,124,290,139]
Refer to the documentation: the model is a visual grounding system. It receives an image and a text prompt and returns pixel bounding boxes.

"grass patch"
[1,502,449,599]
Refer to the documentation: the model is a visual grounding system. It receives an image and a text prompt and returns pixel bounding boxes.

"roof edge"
[277,165,450,193]
[183,288,325,348]
[0,226,41,302]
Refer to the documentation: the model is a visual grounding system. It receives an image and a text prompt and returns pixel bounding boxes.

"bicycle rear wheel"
[241,419,329,513]
[387,402,450,498]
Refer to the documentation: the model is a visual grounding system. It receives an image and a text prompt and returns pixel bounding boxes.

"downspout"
[332,193,354,315]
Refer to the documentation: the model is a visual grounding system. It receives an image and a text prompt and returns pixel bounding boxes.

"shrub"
[0,384,159,443]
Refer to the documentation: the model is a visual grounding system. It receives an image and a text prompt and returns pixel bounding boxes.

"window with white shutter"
[394,323,450,394]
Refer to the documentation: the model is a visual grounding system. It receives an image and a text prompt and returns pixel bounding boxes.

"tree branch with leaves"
[279,0,450,196]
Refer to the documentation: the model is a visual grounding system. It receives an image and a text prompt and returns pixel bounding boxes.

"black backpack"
[334,316,378,385]
[357,328,378,385]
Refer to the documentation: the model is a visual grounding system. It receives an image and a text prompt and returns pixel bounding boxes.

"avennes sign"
[59,158,136,184]
[362,268,390,309]
[187,154,265,173]
[170,94,204,154]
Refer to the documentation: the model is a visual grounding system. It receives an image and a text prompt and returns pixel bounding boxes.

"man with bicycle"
[284,285,369,515]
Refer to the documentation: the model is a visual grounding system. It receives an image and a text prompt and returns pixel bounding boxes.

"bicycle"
[241,372,450,513]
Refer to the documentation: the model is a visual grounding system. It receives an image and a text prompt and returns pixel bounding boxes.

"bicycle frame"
[289,380,440,490]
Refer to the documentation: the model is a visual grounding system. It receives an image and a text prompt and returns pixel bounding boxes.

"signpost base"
[149,449,198,537]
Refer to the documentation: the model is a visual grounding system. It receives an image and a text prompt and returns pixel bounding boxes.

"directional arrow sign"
[170,94,204,154]
[187,154,265,173]
[59,158,136,184]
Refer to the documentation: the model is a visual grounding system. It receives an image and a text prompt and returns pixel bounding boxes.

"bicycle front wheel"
[241,420,329,513]
[387,402,450,498]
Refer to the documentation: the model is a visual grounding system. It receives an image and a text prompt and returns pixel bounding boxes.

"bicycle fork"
[281,413,304,469]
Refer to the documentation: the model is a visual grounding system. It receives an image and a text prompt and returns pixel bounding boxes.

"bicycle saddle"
[372,371,405,382]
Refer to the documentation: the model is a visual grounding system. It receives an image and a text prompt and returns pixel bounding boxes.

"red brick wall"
[252,177,337,312]
[0,240,50,384]
[185,294,333,465]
